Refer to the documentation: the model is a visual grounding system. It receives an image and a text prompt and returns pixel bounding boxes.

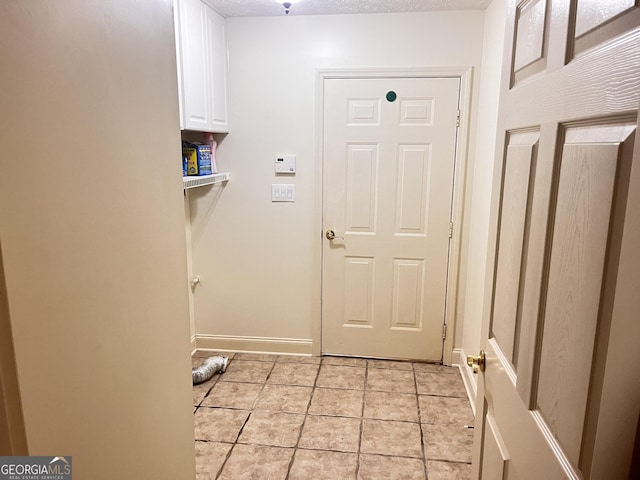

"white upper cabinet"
[175,0,228,132]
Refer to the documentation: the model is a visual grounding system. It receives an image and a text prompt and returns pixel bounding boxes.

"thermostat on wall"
[275,155,296,174]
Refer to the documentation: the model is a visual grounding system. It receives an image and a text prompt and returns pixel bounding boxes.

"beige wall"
[191,11,486,354]
[456,0,507,372]
[0,1,195,478]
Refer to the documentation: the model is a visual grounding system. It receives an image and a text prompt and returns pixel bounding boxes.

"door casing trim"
[313,67,474,365]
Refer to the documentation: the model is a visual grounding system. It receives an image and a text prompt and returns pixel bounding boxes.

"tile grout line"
[355,360,369,479]
[413,363,431,480]
[283,357,322,480]
[248,356,278,412]
[233,358,278,442]
[212,354,246,480]
[214,356,277,480]
[213,443,235,480]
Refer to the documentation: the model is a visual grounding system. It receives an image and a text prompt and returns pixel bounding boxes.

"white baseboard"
[190,335,197,355]
[453,347,478,417]
[194,334,313,356]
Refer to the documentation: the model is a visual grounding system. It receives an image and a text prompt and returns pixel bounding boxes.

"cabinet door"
[178,0,210,131]
[176,0,228,132]
[205,6,228,131]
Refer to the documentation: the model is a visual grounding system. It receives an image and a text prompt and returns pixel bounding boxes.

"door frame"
[0,240,28,455]
[313,67,474,365]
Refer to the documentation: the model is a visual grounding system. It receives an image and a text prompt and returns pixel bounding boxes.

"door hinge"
[456,110,461,127]
[448,221,453,239]
[442,323,447,340]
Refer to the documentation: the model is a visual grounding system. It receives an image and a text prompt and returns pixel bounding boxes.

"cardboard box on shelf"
[182,142,212,176]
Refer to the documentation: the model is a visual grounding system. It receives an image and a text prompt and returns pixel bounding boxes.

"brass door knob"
[325,229,344,241]
[467,350,486,374]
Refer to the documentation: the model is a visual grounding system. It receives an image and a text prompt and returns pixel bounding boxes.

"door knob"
[325,229,344,241]
[467,350,485,374]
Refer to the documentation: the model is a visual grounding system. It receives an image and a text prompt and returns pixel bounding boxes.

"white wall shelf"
[183,172,230,190]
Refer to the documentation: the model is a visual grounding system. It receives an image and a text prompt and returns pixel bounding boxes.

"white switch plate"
[272,184,295,202]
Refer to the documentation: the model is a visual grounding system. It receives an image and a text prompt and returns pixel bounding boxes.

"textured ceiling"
[206,0,493,17]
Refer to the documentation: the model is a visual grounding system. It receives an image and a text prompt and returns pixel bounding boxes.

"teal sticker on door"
[386,91,397,102]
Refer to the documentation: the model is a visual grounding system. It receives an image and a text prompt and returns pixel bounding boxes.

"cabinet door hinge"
[442,323,447,340]
[448,222,453,239]
[456,110,461,127]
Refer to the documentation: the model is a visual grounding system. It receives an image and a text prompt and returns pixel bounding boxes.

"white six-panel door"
[322,77,460,360]
[473,1,640,478]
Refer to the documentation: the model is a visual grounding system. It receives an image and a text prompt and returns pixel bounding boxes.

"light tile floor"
[193,351,474,480]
